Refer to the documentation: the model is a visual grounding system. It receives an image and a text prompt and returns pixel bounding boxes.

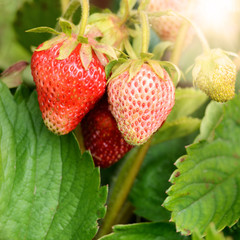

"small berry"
[81,96,133,168]
[192,49,236,102]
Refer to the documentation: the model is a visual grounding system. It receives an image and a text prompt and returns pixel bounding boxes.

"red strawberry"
[31,37,107,135]
[108,63,175,145]
[147,0,194,43]
[81,95,133,168]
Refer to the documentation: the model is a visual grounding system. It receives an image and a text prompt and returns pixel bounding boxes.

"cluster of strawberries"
[30,0,237,167]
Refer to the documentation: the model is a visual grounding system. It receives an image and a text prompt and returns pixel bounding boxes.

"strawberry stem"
[140,11,150,54]
[61,0,70,13]
[170,0,193,64]
[62,0,81,20]
[172,11,210,53]
[95,139,152,238]
[138,0,150,11]
[78,0,89,37]
[118,0,130,27]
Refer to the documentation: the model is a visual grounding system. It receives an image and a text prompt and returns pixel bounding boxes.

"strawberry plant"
[0,0,240,239]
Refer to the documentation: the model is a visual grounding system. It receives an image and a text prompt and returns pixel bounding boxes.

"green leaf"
[152,117,201,145]
[99,222,188,240]
[58,18,75,36]
[167,88,209,122]
[194,101,224,142]
[26,26,60,35]
[163,94,240,235]
[0,83,107,240]
[130,137,194,221]
[192,223,229,240]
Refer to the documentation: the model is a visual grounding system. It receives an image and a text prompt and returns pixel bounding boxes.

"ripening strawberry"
[108,63,175,145]
[81,95,133,168]
[147,0,194,42]
[31,37,107,135]
[192,49,237,102]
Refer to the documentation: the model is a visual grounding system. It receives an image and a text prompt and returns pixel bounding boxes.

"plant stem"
[96,139,152,238]
[124,39,138,59]
[140,11,150,54]
[61,0,70,14]
[78,0,89,37]
[170,20,190,65]
[138,0,150,11]
[173,11,210,53]
[118,0,130,27]
[62,0,81,20]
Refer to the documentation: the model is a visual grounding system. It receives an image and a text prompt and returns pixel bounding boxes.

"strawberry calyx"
[27,25,117,70]
[27,0,117,69]
[107,58,180,86]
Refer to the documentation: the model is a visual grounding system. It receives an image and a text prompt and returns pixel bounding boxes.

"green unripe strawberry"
[192,49,237,102]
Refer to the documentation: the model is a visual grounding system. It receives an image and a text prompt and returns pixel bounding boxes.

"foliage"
[1,0,240,239]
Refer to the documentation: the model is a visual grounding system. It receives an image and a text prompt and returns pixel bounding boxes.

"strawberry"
[192,49,237,102]
[108,62,175,145]
[31,36,107,135]
[81,95,133,168]
[147,0,194,42]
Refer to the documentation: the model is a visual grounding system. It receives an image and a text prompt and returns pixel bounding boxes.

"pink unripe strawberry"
[147,0,194,43]
[108,63,175,145]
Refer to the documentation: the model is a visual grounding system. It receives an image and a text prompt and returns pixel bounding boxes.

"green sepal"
[105,58,127,79]
[91,43,118,60]
[147,10,177,18]
[80,43,93,70]
[77,36,88,44]
[86,26,103,39]
[152,41,173,60]
[87,12,110,24]
[108,60,132,83]
[95,50,108,67]
[128,59,144,82]
[159,61,181,86]
[62,0,81,20]
[35,34,66,52]
[124,39,138,59]
[56,37,78,60]
[26,26,61,35]
[147,60,164,79]
[140,52,154,60]
[58,17,76,36]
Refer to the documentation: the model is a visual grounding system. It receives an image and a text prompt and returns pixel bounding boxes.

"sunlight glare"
[195,0,237,31]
